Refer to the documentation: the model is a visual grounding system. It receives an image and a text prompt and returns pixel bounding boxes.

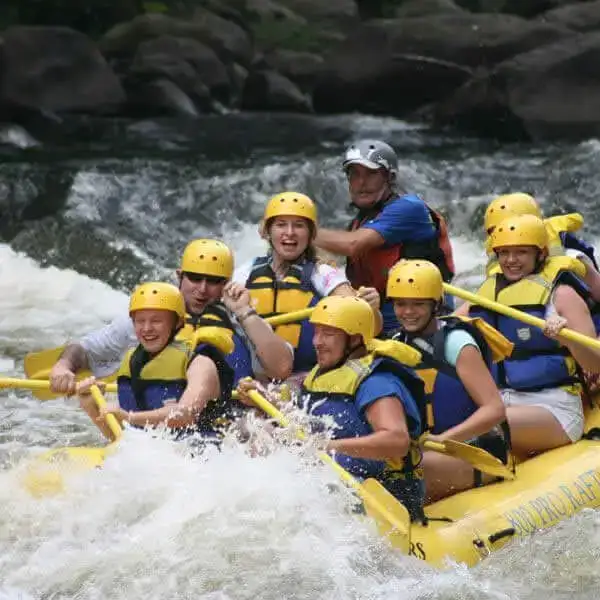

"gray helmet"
[342,139,398,177]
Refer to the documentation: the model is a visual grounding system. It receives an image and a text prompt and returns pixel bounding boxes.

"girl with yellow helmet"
[386,259,509,502]
[233,191,381,374]
[483,193,600,302]
[78,282,235,441]
[468,214,600,456]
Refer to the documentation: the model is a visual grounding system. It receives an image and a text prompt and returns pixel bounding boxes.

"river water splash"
[1,114,600,598]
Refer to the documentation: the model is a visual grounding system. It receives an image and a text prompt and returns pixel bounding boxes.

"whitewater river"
[1,113,600,599]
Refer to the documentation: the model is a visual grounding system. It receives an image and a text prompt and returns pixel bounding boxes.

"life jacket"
[485,213,595,275]
[346,194,455,297]
[180,302,255,383]
[471,256,587,394]
[245,256,321,372]
[392,317,498,434]
[300,339,426,519]
[117,328,236,436]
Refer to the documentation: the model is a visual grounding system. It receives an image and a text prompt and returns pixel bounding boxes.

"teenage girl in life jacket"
[233,191,381,376]
[387,259,510,502]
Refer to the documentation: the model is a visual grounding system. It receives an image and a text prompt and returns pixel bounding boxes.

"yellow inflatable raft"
[375,404,600,568]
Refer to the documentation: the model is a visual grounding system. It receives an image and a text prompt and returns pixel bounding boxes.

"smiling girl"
[234,191,381,374]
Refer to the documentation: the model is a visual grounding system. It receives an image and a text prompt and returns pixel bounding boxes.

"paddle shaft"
[247,390,409,532]
[0,377,117,394]
[89,384,122,441]
[264,308,314,327]
[444,283,600,352]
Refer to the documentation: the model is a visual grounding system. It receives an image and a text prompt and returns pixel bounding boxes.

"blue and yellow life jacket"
[392,317,495,434]
[471,256,587,394]
[180,302,255,383]
[117,328,236,436]
[245,255,322,372]
[300,340,426,519]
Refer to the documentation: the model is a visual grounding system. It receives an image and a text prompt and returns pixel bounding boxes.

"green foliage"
[143,2,169,13]
[252,17,337,53]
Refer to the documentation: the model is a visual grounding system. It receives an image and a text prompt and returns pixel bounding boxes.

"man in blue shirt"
[315,139,455,333]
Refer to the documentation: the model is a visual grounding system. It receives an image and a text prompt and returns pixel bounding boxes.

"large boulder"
[429,32,600,140]
[275,0,358,20]
[100,12,253,67]
[312,13,571,115]
[0,27,125,118]
[265,49,324,91]
[455,0,592,18]
[242,69,312,112]
[128,35,231,106]
[394,0,466,18]
[538,0,600,31]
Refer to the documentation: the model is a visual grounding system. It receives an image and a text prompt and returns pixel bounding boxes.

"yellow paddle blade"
[444,282,600,353]
[424,439,514,480]
[21,443,115,498]
[362,478,411,553]
[24,346,104,399]
[246,390,410,543]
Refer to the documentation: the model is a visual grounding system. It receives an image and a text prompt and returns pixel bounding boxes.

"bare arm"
[126,355,221,429]
[437,345,505,442]
[57,344,90,372]
[222,281,293,380]
[237,313,293,380]
[315,228,385,258]
[580,257,600,303]
[453,301,471,317]
[553,285,600,372]
[327,396,410,461]
[330,282,384,335]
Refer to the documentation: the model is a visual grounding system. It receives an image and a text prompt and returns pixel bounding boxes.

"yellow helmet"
[129,282,185,319]
[180,239,234,278]
[484,193,541,233]
[264,192,317,226]
[309,296,374,343]
[491,214,548,251]
[386,260,443,300]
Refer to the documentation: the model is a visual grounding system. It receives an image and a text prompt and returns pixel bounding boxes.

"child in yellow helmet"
[77,282,235,441]
[387,259,510,502]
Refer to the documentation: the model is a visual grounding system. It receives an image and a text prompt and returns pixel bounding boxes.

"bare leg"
[506,405,571,456]
[423,452,477,503]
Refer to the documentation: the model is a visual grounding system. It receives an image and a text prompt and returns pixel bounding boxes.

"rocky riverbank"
[2,0,600,141]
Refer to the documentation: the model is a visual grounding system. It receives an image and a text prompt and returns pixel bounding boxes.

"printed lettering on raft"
[501,469,600,537]
[408,542,426,560]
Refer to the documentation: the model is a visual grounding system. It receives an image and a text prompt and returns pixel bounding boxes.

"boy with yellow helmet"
[466,214,600,456]
[50,239,293,396]
[238,295,427,521]
[386,259,509,501]
[234,191,381,374]
[78,282,235,440]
